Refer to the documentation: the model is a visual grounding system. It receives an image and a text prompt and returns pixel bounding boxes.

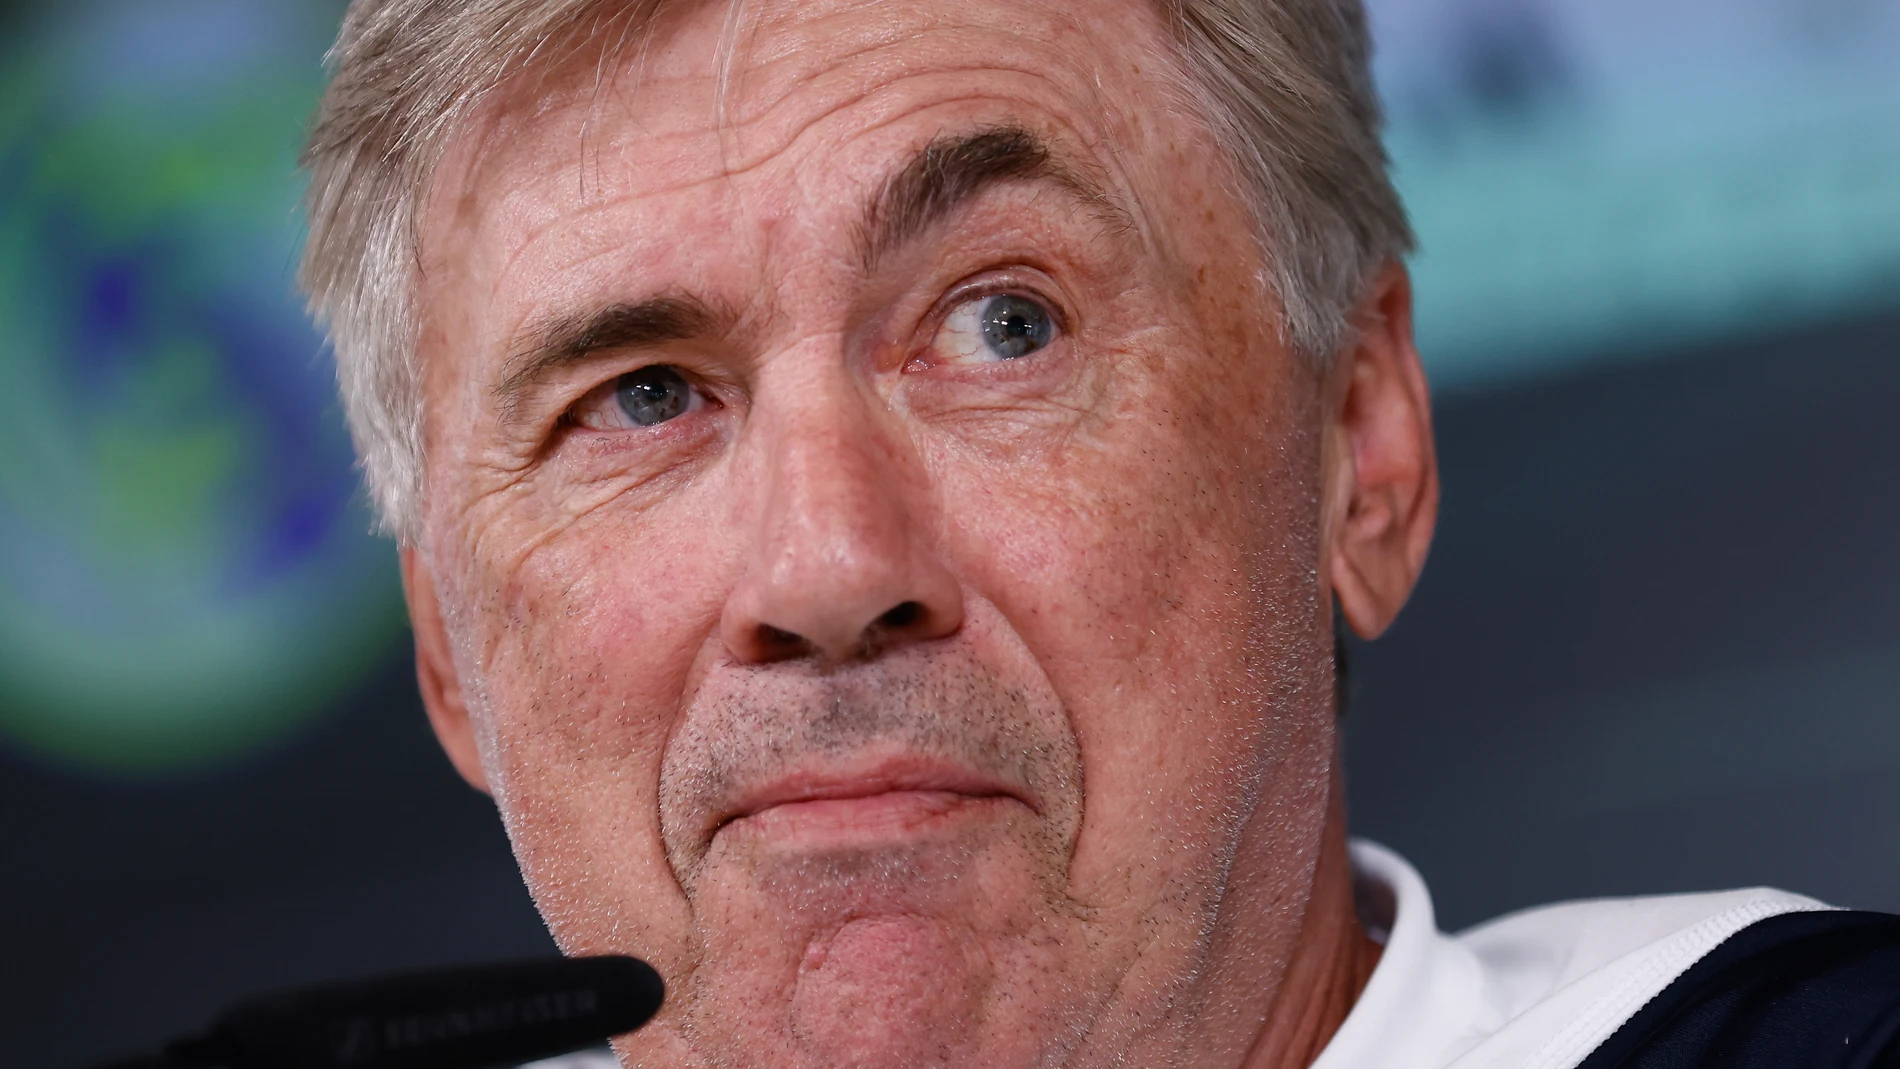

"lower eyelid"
[562,400,719,463]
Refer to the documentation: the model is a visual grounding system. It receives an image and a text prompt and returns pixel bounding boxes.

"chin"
[672,832,1086,1069]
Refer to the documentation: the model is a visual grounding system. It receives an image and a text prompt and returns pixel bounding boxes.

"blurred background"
[0,0,1894,1064]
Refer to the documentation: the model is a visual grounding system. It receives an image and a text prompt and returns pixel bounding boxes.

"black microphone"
[84,956,663,1069]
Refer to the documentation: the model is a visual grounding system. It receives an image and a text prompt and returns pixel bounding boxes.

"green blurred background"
[0,0,400,775]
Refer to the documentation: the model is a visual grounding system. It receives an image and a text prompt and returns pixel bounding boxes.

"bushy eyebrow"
[856,126,1123,270]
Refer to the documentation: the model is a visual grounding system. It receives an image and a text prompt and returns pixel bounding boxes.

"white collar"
[1312,840,1829,1069]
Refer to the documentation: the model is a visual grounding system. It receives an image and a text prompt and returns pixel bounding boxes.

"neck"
[1239,790,1382,1069]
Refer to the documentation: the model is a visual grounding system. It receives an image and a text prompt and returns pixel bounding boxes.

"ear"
[401,547,492,793]
[1321,261,1439,640]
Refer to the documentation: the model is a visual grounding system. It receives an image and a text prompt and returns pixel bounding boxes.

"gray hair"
[300,0,1412,542]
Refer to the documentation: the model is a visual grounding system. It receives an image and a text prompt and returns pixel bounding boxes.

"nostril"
[877,601,924,630]
[757,623,806,652]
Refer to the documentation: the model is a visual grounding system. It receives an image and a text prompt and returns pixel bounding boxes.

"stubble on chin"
[657,652,1095,1069]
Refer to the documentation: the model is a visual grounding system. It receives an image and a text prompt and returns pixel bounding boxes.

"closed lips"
[713,762,1037,834]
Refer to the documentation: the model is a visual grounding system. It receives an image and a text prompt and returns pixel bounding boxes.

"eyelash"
[559,368,720,434]
[909,273,1070,371]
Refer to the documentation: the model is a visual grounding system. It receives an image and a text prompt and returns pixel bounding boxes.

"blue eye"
[615,365,693,426]
[937,293,1058,364]
[978,295,1054,358]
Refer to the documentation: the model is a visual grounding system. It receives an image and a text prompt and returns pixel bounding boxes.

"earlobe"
[1323,262,1440,641]
[401,547,492,794]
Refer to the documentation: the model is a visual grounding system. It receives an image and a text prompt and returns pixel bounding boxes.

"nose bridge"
[724,360,961,662]
[762,374,911,586]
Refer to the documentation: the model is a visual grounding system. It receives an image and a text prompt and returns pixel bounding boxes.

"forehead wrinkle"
[715,67,1159,255]
[474,92,1131,301]
[454,7,1166,231]
[434,0,1181,233]
[711,61,1121,183]
[716,25,975,136]
[458,132,770,337]
[458,11,935,210]
[675,5,1186,270]
[722,0,1156,126]
[711,89,1154,285]
[611,0,1168,182]
[439,4,1181,380]
[487,170,725,289]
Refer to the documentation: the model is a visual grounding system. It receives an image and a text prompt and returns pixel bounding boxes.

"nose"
[720,374,963,664]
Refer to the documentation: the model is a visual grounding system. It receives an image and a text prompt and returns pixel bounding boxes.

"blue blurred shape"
[0,0,403,776]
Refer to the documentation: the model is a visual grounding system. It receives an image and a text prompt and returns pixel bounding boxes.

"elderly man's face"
[405,0,1432,1065]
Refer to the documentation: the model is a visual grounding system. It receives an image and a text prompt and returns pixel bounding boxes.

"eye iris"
[615,365,691,426]
[979,295,1053,359]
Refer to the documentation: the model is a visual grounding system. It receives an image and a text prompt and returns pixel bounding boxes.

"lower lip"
[724,790,1018,845]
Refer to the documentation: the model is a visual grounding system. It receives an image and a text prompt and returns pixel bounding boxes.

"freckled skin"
[402,0,1435,1067]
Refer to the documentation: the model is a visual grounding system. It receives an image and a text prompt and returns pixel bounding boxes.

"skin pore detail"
[398,0,1434,1065]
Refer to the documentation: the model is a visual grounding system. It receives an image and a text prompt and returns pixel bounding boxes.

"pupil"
[615,365,690,427]
[980,295,1053,359]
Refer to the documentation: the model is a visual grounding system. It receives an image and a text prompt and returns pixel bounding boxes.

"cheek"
[442,495,736,956]
[459,464,740,703]
[933,344,1326,901]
